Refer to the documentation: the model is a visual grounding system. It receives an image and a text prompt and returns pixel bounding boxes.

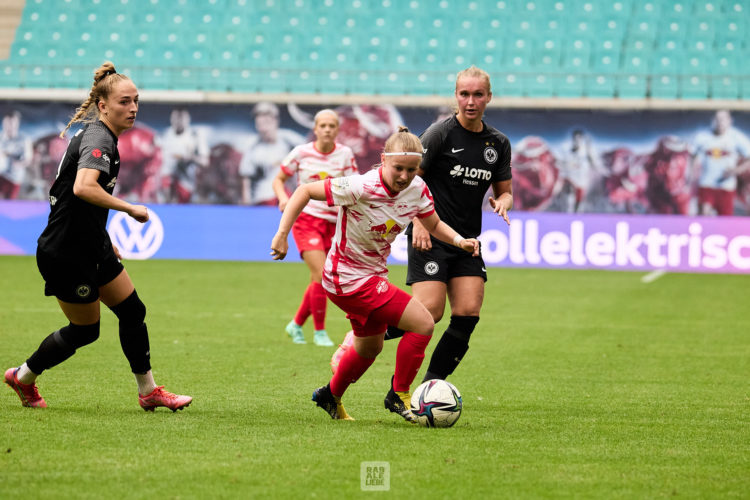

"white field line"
[641,269,667,284]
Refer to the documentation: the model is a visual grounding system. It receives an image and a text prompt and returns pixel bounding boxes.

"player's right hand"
[270,233,288,260]
[129,205,149,223]
[411,219,432,251]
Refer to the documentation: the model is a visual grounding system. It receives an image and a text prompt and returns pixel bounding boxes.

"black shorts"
[405,236,487,285]
[36,246,124,304]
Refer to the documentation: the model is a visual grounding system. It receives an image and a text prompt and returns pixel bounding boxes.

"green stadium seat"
[681,52,709,76]
[621,52,652,75]
[601,0,634,16]
[740,78,750,100]
[688,17,717,43]
[139,67,170,90]
[409,72,439,96]
[496,73,529,97]
[617,74,648,98]
[632,1,662,17]
[287,70,320,95]
[651,75,679,98]
[224,69,259,93]
[256,69,288,94]
[318,70,350,95]
[693,1,722,17]
[555,74,585,98]
[661,1,693,18]
[681,76,710,99]
[352,71,378,95]
[655,35,683,53]
[525,74,553,98]
[652,52,684,76]
[23,65,52,89]
[585,74,616,98]
[591,51,620,74]
[711,76,740,99]
[0,64,21,89]
[660,16,689,40]
[170,67,204,91]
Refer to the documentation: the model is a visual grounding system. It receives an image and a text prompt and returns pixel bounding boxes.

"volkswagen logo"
[107,208,164,260]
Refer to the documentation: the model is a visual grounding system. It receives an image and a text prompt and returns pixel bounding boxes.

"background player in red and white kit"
[4,62,191,412]
[272,109,358,346]
[158,108,209,204]
[270,128,479,422]
[690,110,750,216]
[0,110,33,199]
[557,129,605,213]
[377,66,512,390]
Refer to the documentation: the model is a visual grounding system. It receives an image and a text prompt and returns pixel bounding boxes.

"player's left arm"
[270,180,327,260]
[488,179,513,225]
[420,212,480,256]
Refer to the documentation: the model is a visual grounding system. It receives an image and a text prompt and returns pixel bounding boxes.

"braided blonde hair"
[60,61,132,137]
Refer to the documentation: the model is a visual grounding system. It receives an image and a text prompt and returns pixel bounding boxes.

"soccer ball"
[410,379,462,428]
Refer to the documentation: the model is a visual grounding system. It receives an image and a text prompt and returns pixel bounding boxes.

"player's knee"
[59,321,101,349]
[110,290,147,327]
[446,315,479,341]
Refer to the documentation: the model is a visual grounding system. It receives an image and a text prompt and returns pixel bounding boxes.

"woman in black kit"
[4,62,192,412]
[381,66,513,394]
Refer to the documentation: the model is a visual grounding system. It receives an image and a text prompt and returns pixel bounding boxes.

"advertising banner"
[2,201,748,273]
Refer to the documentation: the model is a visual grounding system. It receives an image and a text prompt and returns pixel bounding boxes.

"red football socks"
[309,282,327,331]
[393,332,432,392]
[330,344,375,397]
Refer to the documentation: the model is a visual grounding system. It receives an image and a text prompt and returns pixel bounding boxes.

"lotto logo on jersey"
[370,219,402,238]
[449,164,492,185]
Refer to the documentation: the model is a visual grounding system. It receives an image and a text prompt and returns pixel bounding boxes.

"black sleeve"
[419,121,447,175]
[78,126,115,175]
[495,137,512,182]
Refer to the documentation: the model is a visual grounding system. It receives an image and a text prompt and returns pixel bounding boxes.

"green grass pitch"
[1,255,748,498]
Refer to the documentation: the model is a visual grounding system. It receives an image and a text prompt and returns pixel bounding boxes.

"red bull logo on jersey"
[308,171,329,181]
[370,218,402,238]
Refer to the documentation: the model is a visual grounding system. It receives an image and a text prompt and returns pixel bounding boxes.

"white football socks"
[135,371,157,396]
[16,363,37,385]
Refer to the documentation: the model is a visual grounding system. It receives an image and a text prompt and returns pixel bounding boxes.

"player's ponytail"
[60,61,132,137]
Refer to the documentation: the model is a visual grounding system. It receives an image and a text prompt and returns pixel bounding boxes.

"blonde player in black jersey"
[4,62,192,412]
[351,67,513,402]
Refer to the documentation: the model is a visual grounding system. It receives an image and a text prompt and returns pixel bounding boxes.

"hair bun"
[397,126,409,133]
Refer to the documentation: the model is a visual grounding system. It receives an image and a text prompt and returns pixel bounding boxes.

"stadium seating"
[1,0,748,100]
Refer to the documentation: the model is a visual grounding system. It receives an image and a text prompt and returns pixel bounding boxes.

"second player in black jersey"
[379,66,513,399]
[417,113,511,239]
[38,120,121,260]
[4,61,192,412]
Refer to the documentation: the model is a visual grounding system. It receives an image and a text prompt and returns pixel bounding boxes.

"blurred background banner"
[2,100,750,216]
[2,200,748,273]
